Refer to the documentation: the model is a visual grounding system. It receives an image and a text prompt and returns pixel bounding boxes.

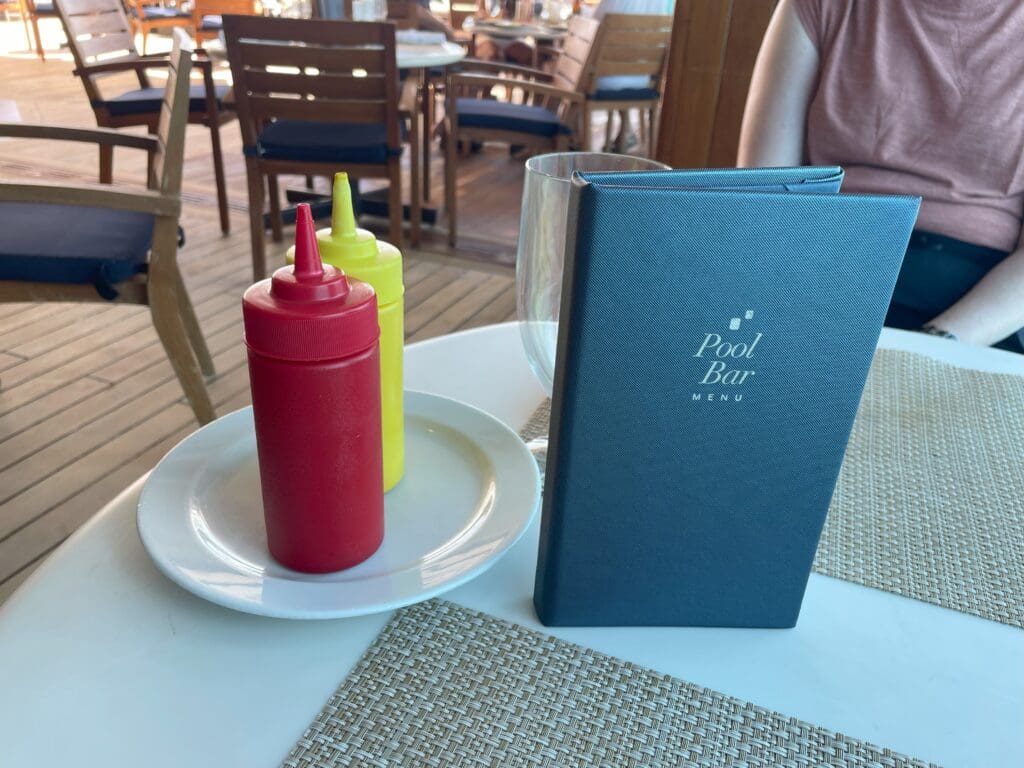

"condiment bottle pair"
[286,173,405,492]
[243,204,383,573]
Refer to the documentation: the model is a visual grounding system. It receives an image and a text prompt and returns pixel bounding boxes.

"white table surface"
[0,324,1022,768]
[202,39,466,69]
[395,40,466,69]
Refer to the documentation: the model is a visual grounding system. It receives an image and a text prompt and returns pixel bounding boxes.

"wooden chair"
[124,0,192,55]
[20,0,60,61]
[192,0,259,43]
[0,30,216,426]
[445,0,476,38]
[54,0,233,235]
[580,13,673,156]
[443,15,598,246]
[224,15,419,280]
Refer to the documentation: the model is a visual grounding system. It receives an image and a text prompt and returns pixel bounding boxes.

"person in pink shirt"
[738,0,1024,353]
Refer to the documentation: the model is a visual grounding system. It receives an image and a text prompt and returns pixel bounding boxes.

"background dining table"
[0,324,1021,767]
[203,37,468,70]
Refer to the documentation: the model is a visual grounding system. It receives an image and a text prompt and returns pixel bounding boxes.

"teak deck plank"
[0,33,527,603]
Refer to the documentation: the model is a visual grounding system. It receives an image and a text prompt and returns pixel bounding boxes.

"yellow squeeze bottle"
[286,173,405,491]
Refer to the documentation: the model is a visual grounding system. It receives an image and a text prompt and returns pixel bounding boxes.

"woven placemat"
[283,599,937,768]
[818,349,1024,627]
[521,348,1024,628]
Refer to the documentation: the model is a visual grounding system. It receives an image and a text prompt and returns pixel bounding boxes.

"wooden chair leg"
[267,175,283,243]
[604,110,614,150]
[421,77,432,202]
[99,144,113,184]
[208,122,230,235]
[387,159,403,248]
[582,103,591,153]
[408,104,422,248]
[150,275,216,426]
[245,160,267,281]
[19,10,31,54]
[445,113,457,248]
[141,27,148,55]
[30,14,43,61]
[173,267,214,377]
[649,107,658,157]
[637,107,647,148]
[148,219,215,425]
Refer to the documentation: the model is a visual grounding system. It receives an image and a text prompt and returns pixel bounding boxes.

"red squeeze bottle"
[242,204,384,573]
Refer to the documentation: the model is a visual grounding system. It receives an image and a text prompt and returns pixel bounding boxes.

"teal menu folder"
[534,167,920,627]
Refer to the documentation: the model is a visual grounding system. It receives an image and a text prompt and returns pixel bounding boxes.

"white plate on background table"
[137,391,540,620]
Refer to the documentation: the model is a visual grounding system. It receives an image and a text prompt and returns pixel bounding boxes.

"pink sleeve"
[790,0,845,52]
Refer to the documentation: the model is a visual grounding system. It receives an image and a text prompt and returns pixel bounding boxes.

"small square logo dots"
[729,318,741,330]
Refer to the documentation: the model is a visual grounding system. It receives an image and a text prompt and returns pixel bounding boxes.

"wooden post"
[655,0,776,169]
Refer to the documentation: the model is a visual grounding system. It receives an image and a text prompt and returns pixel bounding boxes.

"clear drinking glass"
[516,152,669,469]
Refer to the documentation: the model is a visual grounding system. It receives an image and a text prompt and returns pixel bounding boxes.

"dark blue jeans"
[885,230,1023,354]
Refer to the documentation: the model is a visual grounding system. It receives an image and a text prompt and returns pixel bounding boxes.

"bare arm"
[736,0,819,167]
[928,227,1024,346]
[415,4,456,39]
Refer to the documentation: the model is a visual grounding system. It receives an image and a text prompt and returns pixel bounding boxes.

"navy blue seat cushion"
[245,120,402,164]
[0,203,154,299]
[137,6,191,18]
[455,98,570,138]
[199,14,222,30]
[399,67,446,80]
[33,1,56,13]
[592,86,660,102]
[97,84,231,117]
[140,6,188,18]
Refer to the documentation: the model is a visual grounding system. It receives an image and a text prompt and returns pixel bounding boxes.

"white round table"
[202,39,467,69]
[0,324,1021,768]
[395,40,466,69]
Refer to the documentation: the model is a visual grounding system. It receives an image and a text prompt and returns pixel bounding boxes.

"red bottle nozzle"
[293,204,325,283]
[269,203,350,303]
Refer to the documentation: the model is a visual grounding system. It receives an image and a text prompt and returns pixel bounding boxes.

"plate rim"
[137,390,540,620]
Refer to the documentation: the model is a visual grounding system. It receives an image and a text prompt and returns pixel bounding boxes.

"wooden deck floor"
[0,22,527,603]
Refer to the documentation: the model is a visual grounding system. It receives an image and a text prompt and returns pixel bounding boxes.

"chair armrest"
[0,182,180,217]
[0,123,159,152]
[448,73,583,103]
[74,57,170,78]
[74,51,214,76]
[453,58,552,81]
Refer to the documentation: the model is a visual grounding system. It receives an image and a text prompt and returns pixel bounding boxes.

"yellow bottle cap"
[286,173,404,307]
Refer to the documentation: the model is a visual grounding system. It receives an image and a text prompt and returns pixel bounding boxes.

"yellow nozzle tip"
[331,173,358,239]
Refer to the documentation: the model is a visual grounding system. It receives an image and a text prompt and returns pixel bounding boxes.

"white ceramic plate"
[138,391,540,619]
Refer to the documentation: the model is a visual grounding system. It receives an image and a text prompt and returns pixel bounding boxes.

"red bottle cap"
[243,204,379,362]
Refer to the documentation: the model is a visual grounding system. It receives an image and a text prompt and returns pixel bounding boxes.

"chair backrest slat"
[66,8,125,34]
[74,29,136,59]
[551,15,599,92]
[59,0,121,14]
[152,29,194,196]
[243,69,388,100]
[246,95,389,123]
[237,40,388,71]
[55,0,139,103]
[224,15,400,152]
[583,13,673,94]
